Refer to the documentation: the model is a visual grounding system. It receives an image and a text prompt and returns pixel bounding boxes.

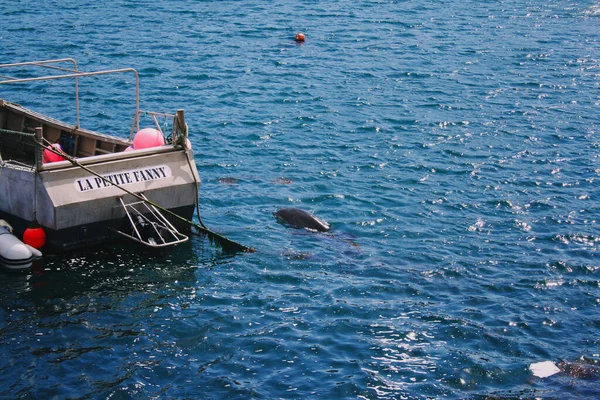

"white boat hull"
[0,60,200,252]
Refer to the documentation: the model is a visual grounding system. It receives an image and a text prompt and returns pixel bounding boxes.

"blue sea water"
[1,0,600,398]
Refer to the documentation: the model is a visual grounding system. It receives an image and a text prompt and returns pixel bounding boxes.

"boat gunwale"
[1,99,131,147]
[39,145,190,172]
[2,99,189,172]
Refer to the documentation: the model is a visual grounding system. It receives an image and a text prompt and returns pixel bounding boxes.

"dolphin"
[273,208,330,232]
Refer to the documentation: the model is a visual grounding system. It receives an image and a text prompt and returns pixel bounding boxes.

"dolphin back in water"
[273,208,331,232]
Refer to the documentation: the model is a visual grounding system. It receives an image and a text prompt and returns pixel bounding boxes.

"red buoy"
[295,32,306,42]
[23,223,46,249]
[43,143,66,163]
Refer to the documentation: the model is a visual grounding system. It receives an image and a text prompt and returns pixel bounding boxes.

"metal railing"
[0,58,140,133]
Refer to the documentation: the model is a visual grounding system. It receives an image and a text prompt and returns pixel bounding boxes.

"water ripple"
[2,0,600,398]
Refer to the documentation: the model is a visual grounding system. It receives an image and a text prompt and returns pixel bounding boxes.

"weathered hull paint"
[0,150,199,252]
[1,205,195,252]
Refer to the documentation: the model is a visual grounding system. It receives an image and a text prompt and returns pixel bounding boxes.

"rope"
[37,138,253,253]
[174,120,208,230]
[0,128,36,137]
[183,147,208,230]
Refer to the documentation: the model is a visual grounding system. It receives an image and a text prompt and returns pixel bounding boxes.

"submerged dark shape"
[218,177,239,185]
[273,208,330,232]
[274,177,292,185]
[558,359,600,379]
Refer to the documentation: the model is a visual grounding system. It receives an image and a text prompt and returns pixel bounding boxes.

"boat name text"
[74,165,172,192]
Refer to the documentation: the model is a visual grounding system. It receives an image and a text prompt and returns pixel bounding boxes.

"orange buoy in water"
[23,222,46,249]
[295,32,305,42]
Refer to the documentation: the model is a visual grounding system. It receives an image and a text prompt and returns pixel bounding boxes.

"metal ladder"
[113,194,188,248]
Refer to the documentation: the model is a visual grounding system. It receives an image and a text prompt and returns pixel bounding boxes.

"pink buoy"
[133,128,165,150]
[124,145,135,152]
[43,143,66,163]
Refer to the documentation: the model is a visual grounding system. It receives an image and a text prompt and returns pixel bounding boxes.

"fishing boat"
[0,58,199,251]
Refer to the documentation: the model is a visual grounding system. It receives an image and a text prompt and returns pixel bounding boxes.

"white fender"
[25,244,43,258]
[0,226,36,270]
